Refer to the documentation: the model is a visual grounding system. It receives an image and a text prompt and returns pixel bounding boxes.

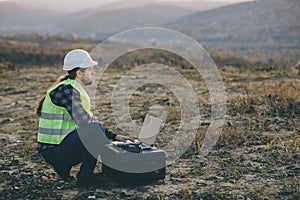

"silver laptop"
[138,114,162,149]
[112,114,163,150]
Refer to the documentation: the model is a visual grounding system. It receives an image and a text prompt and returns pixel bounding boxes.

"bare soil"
[0,65,299,200]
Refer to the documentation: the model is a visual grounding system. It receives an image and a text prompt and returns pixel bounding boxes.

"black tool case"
[101,144,166,185]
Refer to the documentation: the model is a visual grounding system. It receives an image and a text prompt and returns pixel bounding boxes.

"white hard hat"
[63,49,98,71]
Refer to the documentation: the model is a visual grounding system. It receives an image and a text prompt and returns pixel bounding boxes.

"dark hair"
[35,68,81,117]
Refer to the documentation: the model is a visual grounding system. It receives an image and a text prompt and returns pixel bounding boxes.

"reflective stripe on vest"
[40,112,73,121]
[37,78,92,145]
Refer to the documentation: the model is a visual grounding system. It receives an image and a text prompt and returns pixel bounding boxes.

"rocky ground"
[0,65,299,199]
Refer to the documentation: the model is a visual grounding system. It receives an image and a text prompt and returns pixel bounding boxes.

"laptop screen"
[138,114,163,145]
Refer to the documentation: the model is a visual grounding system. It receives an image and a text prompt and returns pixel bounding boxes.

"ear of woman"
[76,69,83,78]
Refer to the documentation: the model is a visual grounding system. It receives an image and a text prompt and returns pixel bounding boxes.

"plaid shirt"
[38,83,116,152]
[51,84,92,127]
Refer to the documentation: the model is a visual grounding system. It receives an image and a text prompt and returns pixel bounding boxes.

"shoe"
[53,167,72,182]
[77,173,107,187]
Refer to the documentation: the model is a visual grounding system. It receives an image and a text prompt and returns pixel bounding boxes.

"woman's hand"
[115,135,136,142]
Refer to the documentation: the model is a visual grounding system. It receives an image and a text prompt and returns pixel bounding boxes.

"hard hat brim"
[62,60,98,71]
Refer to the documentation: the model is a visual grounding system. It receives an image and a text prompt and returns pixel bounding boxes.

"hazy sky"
[2,0,254,12]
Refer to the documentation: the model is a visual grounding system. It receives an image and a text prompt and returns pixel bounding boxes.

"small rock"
[41,176,48,181]
[0,118,14,124]
[196,179,207,186]
[245,174,256,181]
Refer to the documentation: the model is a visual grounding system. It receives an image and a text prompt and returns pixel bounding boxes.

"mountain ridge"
[0,0,232,36]
[167,0,300,51]
[0,1,64,34]
[0,0,298,54]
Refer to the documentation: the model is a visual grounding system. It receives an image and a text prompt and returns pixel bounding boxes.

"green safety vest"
[37,78,93,144]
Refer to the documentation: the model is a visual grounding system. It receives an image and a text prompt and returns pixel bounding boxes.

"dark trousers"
[41,123,108,180]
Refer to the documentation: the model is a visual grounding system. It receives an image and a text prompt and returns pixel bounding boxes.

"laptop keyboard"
[140,142,152,150]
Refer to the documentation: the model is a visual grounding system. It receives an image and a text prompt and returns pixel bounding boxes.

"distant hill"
[51,0,232,37]
[0,0,231,37]
[1,0,299,56]
[167,0,300,52]
[5,0,232,13]
[85,0,231,12]
[52,3,196,37]
[0,1,64,35]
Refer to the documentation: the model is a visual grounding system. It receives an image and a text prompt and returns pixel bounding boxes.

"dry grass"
[0,62,299,199]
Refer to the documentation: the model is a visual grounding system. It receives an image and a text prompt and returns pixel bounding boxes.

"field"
[0,36,299,199]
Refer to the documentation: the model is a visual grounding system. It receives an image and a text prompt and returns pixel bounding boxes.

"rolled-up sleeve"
[104,128,117,141]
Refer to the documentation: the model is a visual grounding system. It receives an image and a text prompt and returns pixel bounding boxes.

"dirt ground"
[0,65,299,200]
